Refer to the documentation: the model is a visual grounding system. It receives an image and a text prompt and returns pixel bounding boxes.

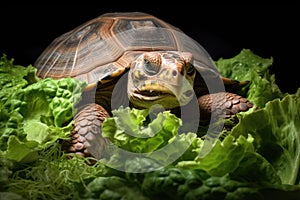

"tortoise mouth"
[138,90,174,98]
[130,87,180,109]
[131,82,178,99]
[133,88,175,101]
[128,79,196,109]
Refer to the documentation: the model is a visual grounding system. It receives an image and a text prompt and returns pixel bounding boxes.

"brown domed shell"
[34,12,218,88]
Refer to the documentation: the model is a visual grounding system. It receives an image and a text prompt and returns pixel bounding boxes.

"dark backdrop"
[1,3,298,93]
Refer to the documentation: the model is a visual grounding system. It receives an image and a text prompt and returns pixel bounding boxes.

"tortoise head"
[128,51,196,109]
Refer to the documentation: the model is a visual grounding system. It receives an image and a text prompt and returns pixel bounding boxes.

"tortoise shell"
[34,12,219,87]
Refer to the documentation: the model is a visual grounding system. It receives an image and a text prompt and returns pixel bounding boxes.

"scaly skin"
[62,103,110,158]
[198,92,253,121]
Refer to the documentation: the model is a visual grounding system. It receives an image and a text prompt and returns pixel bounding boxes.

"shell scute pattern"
[35,12,217,87]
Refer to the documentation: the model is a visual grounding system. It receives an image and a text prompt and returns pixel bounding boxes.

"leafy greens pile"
[1,49,300,199]
[0,55,86,163]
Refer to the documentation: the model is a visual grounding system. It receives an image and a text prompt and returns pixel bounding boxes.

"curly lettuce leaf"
[0,55,38,104]
[101,106,200,171]
[215,49,284,107]
[231,89,300,185]
[102,106,182,153]
[0,55,86,162]
[176,134,281,185]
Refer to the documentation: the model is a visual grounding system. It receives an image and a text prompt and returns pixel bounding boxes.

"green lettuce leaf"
[102,106,182,153]
[231,89,300,185]
[0,55,86,162]
[101,106,196,171]
[176,134,281,185]
[216,49,284,107]
[0,55,38,104]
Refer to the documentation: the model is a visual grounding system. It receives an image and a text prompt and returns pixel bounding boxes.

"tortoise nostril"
[184,90,193,97]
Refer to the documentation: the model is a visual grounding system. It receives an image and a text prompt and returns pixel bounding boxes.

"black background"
[1,3,298,93]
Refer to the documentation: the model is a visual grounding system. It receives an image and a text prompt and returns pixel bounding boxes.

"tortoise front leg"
[197,92,253,121]
[62,103,110,159]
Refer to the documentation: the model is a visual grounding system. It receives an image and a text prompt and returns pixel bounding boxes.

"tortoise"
[34,12,253,159]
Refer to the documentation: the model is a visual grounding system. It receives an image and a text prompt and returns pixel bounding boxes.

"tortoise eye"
[144,58,160,75]
[186,63,195,75]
